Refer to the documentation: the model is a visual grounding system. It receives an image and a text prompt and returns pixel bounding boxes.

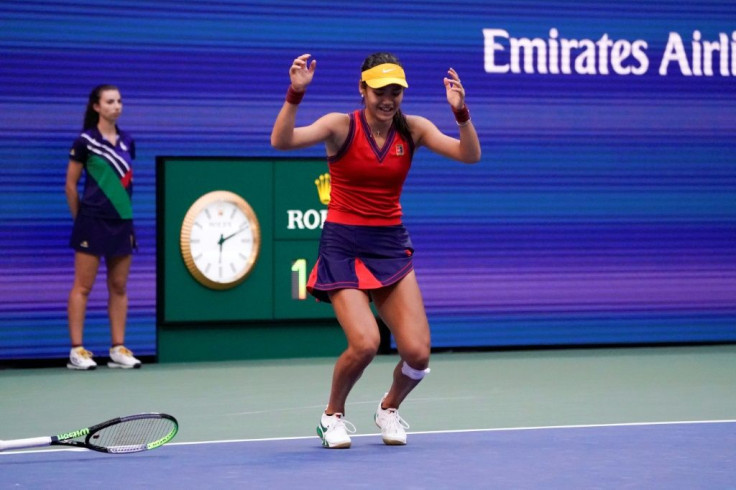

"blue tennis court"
[3,422,735,488]
[1,347,735,488]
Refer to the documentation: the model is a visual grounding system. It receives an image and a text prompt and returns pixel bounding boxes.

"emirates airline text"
[484,29,736,76]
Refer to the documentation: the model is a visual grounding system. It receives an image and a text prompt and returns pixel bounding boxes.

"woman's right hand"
[289,54,316,92]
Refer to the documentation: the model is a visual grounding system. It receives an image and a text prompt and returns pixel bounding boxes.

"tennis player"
[271,53,481,448]
[65,85,141,370]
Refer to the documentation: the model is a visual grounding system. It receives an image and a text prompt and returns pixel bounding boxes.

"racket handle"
[0,436,52,451]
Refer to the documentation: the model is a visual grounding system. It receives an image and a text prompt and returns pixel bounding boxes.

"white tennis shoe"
[317,412,356,449]
[107,345,142,369]
[374,393,409,445]
[67,346,97,370]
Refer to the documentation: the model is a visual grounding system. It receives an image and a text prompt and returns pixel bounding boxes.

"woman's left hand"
[443,68,466,110]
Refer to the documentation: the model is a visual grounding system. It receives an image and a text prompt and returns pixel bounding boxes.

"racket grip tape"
[0,436,52,451]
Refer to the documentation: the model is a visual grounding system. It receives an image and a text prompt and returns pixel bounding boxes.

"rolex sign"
[274,160,330,240]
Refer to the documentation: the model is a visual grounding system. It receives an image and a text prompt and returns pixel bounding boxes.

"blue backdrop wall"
[1,0,735,360]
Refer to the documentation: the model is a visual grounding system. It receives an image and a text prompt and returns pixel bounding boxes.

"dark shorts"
[70,214,137,257]
[307,221,415,303]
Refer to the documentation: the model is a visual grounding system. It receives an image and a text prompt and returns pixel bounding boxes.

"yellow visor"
[361,63,409,89]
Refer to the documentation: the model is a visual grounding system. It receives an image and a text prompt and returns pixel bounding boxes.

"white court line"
[171,418,736,446]
[3,418,734,455]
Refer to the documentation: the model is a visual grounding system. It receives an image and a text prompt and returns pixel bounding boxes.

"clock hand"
[220,225,248,244]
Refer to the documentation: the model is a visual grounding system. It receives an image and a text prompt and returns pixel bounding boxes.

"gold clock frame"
[180,190,261,290]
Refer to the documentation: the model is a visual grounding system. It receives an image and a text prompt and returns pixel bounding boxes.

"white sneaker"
[316,412,356,449]
[107,345,142,369]
[374,393,409,445]
[67,347,97,370]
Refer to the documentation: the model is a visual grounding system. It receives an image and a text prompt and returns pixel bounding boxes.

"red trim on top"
[326,209,402,226]
[121,170,132,188]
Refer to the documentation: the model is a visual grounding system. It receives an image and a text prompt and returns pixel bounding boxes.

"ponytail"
[83,84,119,130]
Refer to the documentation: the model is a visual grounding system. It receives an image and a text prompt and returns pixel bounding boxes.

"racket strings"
[91,417,176,452]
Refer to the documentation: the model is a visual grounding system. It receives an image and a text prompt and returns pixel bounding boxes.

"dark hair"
[83,84,119,130]
[360,53,412,144]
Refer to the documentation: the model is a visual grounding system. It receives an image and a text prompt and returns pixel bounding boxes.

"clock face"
[180,191,261,290]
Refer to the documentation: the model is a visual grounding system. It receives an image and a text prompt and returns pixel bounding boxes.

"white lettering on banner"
[483,28,510,73]
[286,209,328,230]
[659,31,735,76]
[483,28,648,76]
[484,28,736,77]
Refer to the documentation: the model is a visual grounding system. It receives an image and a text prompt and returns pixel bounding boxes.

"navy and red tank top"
[326,109,414,226]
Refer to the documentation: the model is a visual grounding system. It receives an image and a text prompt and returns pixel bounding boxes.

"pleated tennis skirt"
[70,214,137,257]
[307,221,415,303]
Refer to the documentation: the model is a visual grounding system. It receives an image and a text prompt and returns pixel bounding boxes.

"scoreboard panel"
[158,157,335,324]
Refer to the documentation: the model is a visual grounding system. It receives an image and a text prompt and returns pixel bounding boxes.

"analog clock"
[180,190,261,290]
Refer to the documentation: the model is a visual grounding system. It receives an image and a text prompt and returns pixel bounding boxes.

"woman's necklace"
[371,125,388,138]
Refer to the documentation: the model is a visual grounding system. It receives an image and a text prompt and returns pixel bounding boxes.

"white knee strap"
[402,361,430,380]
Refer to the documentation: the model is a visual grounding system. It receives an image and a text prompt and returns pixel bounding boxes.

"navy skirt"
[70,214,137,257]
[307,221,415,303]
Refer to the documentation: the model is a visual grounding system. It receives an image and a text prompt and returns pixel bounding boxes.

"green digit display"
[291,258,308,300]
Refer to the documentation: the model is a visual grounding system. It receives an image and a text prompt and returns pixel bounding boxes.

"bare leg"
[68,252,101,346]
[325,288,381,415]
[372,270,431,410]
[106,254,132,346]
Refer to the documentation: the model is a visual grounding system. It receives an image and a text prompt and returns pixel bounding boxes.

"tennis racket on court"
[0,412,178,454]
